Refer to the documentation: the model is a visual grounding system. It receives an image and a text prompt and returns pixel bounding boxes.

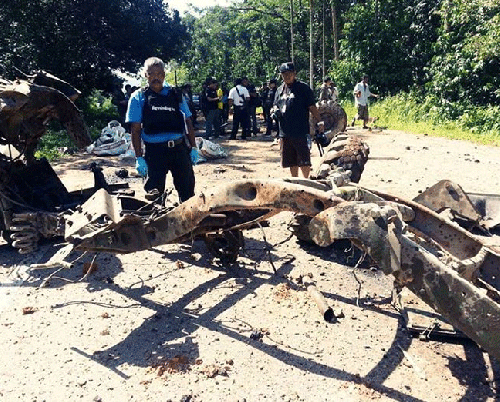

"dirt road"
[0,126,499,401]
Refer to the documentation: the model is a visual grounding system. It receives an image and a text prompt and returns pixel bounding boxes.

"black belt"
[158,137,185,148]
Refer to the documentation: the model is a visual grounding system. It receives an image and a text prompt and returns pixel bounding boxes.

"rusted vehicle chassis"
[67,179,500,360]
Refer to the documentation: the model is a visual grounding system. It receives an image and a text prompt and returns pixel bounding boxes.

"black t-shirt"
[274,80,315,138]
[265,87,277,107]
[205,88,218,111]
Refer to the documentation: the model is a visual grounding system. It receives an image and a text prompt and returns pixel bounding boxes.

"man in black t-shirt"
[205,78,221,139]
[273,62,324,178]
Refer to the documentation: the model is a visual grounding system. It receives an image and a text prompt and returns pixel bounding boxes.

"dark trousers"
[249,106,258,134]
[205,109,221,138]
[231,107,250,139]
[144,141,195,203]
[263,106,273,135]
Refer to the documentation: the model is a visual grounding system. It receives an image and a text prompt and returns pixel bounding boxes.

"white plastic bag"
[195,138,228,161]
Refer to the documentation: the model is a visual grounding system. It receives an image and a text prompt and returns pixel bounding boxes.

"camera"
[269,106,281,121]
[314,130,330,148]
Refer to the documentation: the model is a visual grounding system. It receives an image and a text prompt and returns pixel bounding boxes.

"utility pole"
[322,0,325,79]
[309,0,314,88]
[331,0,339,61]
[290,0,295,63]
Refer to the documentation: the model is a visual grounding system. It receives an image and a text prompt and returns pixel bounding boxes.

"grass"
[341,100,500,147]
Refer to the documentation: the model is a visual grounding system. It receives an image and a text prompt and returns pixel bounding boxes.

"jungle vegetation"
[1,0,499,141]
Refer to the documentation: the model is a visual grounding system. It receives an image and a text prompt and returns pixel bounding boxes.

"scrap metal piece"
[468,192,500,231]
[0,78,91,161]
[309,201,500,360]
[309,100,347,137]
[303,277,335,322]
[70,180,344,253]
[413,180,481,227]
[311,134,370,183]
[204,230,244,264]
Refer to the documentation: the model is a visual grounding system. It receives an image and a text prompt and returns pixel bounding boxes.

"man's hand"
[190,148,200,165]
[135,156,148,177]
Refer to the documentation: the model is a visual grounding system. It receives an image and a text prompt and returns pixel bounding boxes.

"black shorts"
[280,136,311,168]
[357,105,369,120]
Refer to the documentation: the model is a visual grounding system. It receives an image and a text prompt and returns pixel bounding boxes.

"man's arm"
[131,122,143,157]
[207,94,220,102]
[309,105,324,133]
[185,117,196,148]
[353,83,361,97]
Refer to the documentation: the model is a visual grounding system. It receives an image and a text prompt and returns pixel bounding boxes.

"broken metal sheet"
[468,192,500,231]
[308,201,500,360]
[413,180,481,223]
[64,188,123,239]
[0,79,91,160]
[360,185,500,296]
[70,180,345,253]
[363,186,485,260]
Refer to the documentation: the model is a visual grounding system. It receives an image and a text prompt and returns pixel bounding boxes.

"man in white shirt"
[228,78,251,140]
[351,75,378,129]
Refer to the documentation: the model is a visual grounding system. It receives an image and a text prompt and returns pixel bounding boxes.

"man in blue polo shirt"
[126,57,198,203]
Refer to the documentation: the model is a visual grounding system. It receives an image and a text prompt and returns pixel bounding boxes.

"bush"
[35,90,121,160]
[78,89,121,139]
[366,92,500,144]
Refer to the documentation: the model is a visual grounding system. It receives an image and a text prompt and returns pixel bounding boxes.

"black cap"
[279,62,295,73]
[269,78,277,84]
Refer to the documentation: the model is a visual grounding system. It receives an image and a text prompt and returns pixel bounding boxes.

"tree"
[1,0,189,94]
[181,4,292,87]
[339,0,441,95]
[427,0,500,107]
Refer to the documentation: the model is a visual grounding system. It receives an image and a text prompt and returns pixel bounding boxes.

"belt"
[160,137,185,148]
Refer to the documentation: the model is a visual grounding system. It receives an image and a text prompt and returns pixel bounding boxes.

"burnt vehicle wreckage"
[2,75,500,362]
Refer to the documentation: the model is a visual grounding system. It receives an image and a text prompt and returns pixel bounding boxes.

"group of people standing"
[125,56,378,206]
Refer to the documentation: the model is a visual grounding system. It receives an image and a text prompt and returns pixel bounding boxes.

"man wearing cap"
[273,62,324,178]
[126,57,198,203]
[351,74,379,129]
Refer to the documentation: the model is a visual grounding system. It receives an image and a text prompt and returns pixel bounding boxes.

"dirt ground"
[1,121,500,402]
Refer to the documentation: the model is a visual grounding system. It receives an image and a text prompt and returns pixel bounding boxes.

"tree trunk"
[331,1,339,61]
[309,0,314,88]
[290,0,295,63]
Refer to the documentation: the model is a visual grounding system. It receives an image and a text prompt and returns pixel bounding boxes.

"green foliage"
[35,90,120,161]
[1,0,189,94]
[343,93,500,145]
[340,0,441,94]
[3,0,498,152]
[427,0,500,106]
[328,59,363,101]
[35,130,71,161]
[181,4,291,87]
[78,90,121,139]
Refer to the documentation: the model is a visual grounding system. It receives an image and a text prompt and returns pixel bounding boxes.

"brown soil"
[1,124,499,401]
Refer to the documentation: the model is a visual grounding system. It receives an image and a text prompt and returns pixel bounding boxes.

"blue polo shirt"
[126,84,192,143]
